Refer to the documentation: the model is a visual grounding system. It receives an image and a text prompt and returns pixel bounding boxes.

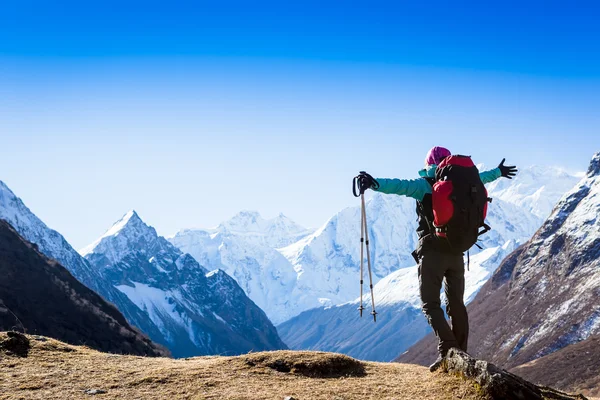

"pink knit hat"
[425,146,451,166]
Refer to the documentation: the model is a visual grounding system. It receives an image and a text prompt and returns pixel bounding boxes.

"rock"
[244,351,366,378]
[444,348,588,400]
[84,389,107,395]
[0,331,30,357]
[283,397,296,400]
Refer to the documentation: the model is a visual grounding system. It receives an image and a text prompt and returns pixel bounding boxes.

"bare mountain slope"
[512,334,600,397]
[0,220,166,357]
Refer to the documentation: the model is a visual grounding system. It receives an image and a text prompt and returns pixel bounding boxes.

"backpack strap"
[417,177,442,251]
[478,223,491,237]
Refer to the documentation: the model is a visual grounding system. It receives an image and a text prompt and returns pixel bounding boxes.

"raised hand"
[498,158,517,179]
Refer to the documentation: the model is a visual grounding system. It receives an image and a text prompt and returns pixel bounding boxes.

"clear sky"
[1,0,599,249]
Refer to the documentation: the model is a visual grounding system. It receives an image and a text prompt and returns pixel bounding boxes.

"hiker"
[356,146,517,372]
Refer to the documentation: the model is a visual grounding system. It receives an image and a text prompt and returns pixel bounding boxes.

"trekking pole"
[361,193,377,322]
[353,172,377,322]
[354,175,365,317]
[358,202,365,317]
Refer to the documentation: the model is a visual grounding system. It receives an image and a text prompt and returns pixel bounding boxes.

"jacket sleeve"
[479,168,502,184]
[373,178,431,201]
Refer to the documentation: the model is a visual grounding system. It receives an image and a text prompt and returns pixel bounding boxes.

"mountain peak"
[587,152,600,177]
[0,179,11,192]
[79,210,157,257]
[230,210,263,222]
[485,165,581,220]
[102,210,143,237]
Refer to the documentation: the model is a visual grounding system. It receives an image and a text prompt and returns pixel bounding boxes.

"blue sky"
[1,1,599,249]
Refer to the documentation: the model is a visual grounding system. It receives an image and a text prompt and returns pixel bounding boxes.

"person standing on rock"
[356,146,517,371]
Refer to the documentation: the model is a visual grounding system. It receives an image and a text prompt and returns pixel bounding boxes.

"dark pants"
[418,249,468,357]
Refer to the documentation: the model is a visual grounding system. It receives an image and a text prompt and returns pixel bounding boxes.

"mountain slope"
[170,222,300,325]
[278,167,576,361]
[171,167,576,326]
[399,153,600,373]
[83,211,287,357]
[217,210,313,248]
[277,188,540,318]
[0,180,166,345]
[511,334,600,397]
[171,196,426,324]
[485,165,580,219]
[277,241,518,361]
[0,219,166,357]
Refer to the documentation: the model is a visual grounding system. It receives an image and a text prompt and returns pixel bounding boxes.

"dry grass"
[0,333,487,400]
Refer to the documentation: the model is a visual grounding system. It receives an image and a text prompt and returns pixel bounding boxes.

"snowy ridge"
[277,165,577,361]
[170,211,312,324]
[170,228,298,324]
[502,153,600,357]
[84,211,286,357]
[200,210,314,248]
[171,165,570,325]
[278,241,519,362]
[79,210,141,257]
[276,192,539,317]
[0,180,168,346]
[0,180,101,288]
[80,209,202,278]
[486,165,580,219]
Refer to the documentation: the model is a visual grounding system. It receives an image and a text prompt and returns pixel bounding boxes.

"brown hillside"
[0,332,591,400]
[0,332,480,400]
[511,335,600,397]
[0,219,166,357]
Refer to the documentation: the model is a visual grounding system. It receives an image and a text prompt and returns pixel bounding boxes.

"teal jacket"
[374,165,502,201]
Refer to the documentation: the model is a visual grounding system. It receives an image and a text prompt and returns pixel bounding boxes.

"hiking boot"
[429,355,445,372]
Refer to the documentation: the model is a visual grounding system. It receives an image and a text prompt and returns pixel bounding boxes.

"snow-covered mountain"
[82,210,287,357]
[171,197,425,323]
[170,211,312,324]
[486,165,580,219]
[277,241,517,362]
[277,166,579,361]
[279,193,540,313]
[170,227,299,324]
[400,152,600,369]
[0,180,166,344]
[217,211,313,248]
[0,219,166,357]
[171,167,578,326]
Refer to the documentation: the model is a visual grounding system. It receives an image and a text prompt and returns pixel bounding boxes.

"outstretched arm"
[479,168,502,184]
[374,178,431,201]
[480,159,518,184]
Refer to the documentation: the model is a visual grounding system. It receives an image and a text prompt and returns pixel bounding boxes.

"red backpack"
[431,155,491,252]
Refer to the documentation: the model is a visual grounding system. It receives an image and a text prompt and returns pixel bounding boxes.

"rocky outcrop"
[0,220,166,357]
[443,348,587,400]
